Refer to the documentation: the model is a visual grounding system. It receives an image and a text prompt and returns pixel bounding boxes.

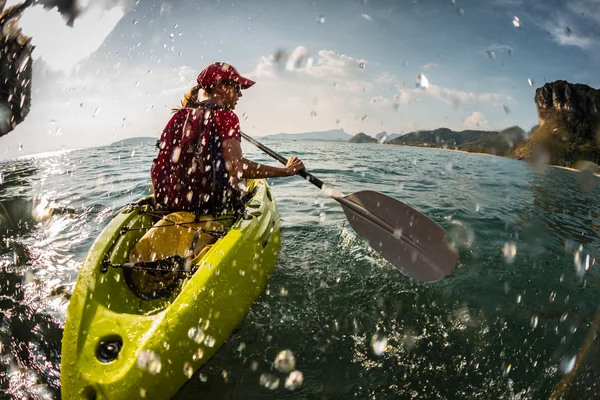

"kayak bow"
[61,179,281,399]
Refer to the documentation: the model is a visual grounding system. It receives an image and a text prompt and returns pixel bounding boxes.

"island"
[349,132,377,143]
[111,137,158,147]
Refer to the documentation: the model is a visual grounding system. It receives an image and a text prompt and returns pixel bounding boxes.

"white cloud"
[394,91,412,105]
[373,72,398,84]
[14,1,128,72]
[546,25,594,49]
[421,84,512,108]
[464,112,489,128]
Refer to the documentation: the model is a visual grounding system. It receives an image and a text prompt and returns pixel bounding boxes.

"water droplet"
[456,7,465,15]
[310,110,317,117]
[371,333,388,356]
[502,242,517,263]
[359,62,365,69]
[319,211,326,222]
[503,363,512,376]
[131,150,136,158]
[528,78,534,87]
[133,19,138,25]
[274,350,296,373]
[198,373,208,382]
[516,294,522,303]
[183,362,193,378]
[560,355,576,374]
[284,370,304,390]
[137,350,162,374]
[316,15,325,24]
[259,372,280,389]
[140,388,147,397]
[513,16,520,28]
[574,250,589,278]
[475,203,480,212]
[503,105,511,116]
[193,348,204,361]
[188,327,205,344]
[169,33,174,38]
[416,73,429,89]
[531,315,538,329]
[560,312,568,323]
[204,335,216,348]
[549,291,556,303]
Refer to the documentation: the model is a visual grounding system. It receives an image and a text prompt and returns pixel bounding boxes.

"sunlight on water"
[0,142,598,399]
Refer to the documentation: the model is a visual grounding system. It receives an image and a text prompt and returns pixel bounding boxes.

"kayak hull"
[61,179,281,399]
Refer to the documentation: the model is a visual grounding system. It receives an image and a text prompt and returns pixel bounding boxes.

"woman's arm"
[222,139,304,179]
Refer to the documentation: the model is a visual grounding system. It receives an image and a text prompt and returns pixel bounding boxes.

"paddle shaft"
[241,131,458,282]
[241,132,324,189]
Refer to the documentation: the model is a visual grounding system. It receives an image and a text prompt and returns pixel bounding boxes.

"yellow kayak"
[61,179,281,399]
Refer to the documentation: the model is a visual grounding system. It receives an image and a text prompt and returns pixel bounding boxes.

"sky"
[1,0,600,159]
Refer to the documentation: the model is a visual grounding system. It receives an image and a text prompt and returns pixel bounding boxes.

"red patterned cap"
[196,62,255,89]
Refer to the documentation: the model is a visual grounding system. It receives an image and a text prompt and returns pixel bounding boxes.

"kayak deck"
[61,179,281,399]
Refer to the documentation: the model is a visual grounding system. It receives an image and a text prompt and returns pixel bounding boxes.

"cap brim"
[238,77,255,90]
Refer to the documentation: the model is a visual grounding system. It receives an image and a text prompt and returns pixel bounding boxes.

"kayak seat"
[125,211,225,300]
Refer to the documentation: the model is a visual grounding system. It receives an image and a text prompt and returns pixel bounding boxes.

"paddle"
[241,132,459,282]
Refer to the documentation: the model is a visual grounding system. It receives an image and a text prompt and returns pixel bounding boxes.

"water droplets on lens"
[416,73,429,89]
[502,242,516,263]
[137,350,161,374]
[274,349,296,373]
[183,361,193,378]
[371,333,388,356]
[284,370,303,390]
[560,355,576,374]
[259,372,280,389]
[512,16,520,28]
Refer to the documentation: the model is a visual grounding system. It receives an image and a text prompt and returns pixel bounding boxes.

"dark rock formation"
[349,132,377,143]
[535,80,600,121]
[515,80,600,166]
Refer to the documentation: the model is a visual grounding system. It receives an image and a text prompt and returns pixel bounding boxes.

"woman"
[151,61,305,214]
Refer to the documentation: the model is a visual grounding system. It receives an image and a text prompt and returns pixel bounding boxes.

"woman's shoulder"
[212,108,239,124]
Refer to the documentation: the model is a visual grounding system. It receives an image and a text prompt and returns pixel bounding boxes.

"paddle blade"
[337,190,458,282]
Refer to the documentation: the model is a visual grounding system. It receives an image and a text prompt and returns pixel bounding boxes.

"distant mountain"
[389,126,527,156]
[349,132,377,143]
[111,137,158,146]
[260,129,352,141]
[375,131,402,143]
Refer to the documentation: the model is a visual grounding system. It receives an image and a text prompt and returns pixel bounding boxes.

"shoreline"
[383,143,600,177]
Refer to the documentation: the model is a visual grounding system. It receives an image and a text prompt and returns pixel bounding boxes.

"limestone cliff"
[515,80,600,166]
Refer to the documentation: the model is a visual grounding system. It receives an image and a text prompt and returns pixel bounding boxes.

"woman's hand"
[284,156,305,176]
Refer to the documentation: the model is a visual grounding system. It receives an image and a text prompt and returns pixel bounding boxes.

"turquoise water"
[0,141,599,399]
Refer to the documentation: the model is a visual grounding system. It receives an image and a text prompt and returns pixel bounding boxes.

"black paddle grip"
[241,132,324,190]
